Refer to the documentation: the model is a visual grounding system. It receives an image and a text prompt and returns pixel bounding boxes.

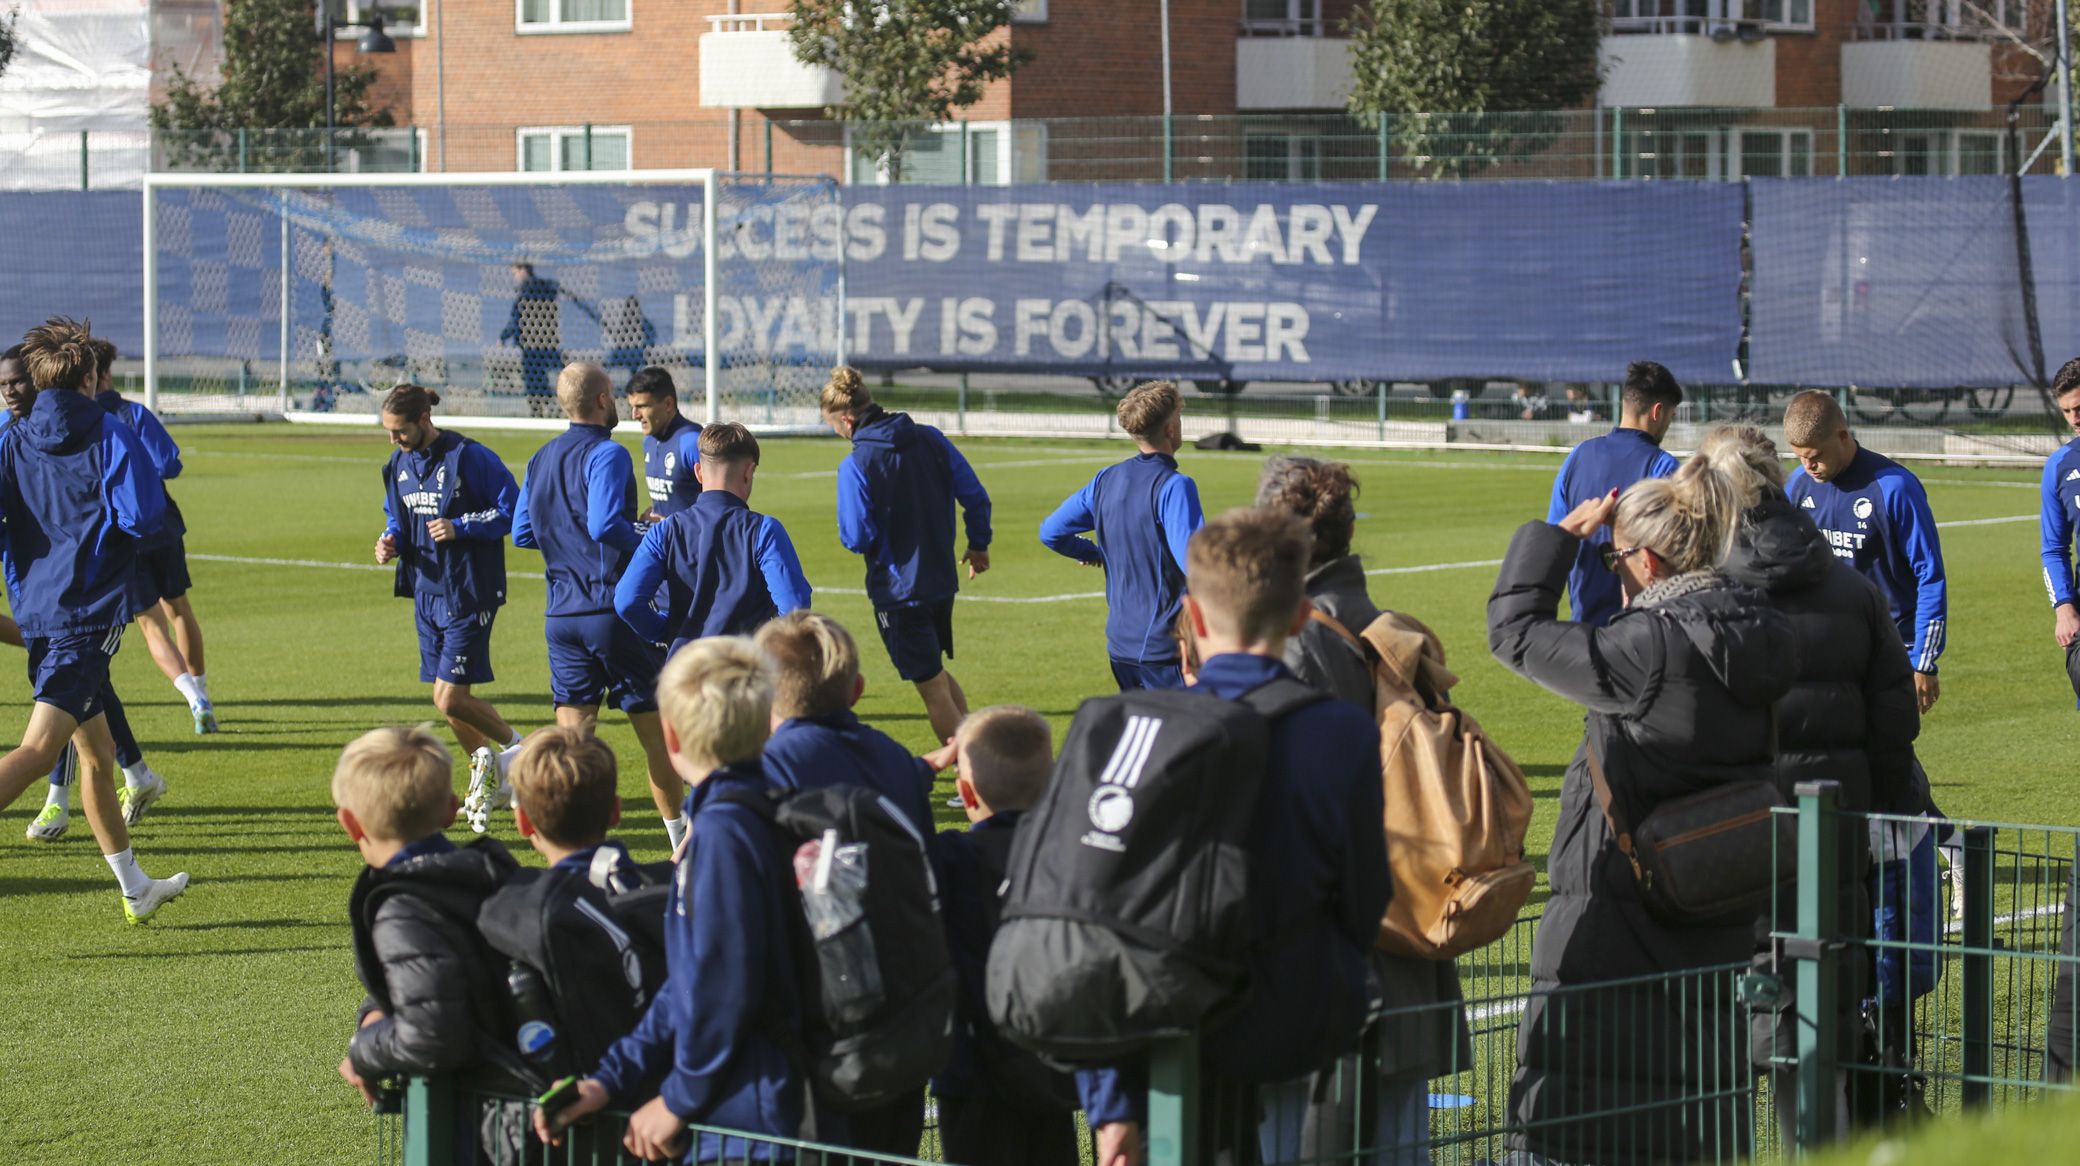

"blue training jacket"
[1075,653,1389,1126]
[643,413,704,519]
[0,388,166,637]
[96,389,185,547]
[591,761,805,1159]
[1038,451,1203,665]
[381,429,517,613]
[1544,427,1679,627]
[761,711,935,838]
[512,423,642,617]
[1787,445,1948,673]
[614,489,811,652]
[837,406,991,608]
[2040,437,2080,611]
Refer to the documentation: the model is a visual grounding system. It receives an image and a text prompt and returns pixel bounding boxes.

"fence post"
[1146,1037,1199,1166]
[1962,825,1997,1109]
[79,130,89,191]
[958,371,970,436]
[961,119,971,185]
[1162,113,1174,183]
[1612,107,1624,179]
[1376,378,1387,440]
[764,117,774,177]
[1792,780,1843,1152]
[410,129,421,174]
[584,123,594,171]
[239,128,248,174]
[402,1075,454,1166]
[1377,116,1389,183]
[1836,104,1848,177]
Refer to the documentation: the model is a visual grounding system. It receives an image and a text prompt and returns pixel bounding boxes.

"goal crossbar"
[141,169,730,422]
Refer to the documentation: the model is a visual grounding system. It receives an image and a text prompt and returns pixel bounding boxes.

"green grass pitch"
[0,422,2070,1164]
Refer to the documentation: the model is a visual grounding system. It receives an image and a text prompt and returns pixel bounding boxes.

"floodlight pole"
[1160,0,1174,183]
[703,170,720,427]
[2060,0,2075,176]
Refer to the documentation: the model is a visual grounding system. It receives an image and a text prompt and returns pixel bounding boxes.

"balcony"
[1236,36,1354,111]
[1599,33,1776,109]
[1842,3,1996,110]
[698,14,844,110]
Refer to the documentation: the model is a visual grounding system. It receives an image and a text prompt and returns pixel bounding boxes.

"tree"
[1345,0,1602,178]
[151,0,393,173]
[788,0,1027,181]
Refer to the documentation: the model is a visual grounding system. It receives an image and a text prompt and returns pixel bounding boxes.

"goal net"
[141,171,844,424]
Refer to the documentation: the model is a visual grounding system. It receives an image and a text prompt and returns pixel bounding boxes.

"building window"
[846,122,1044,185]
[1242,0,1322,36]
[1887,129,2005,175]
[516,0,631,33]
[343,127,430,173]
[517,126,632,171]
[1244,131,1322,181]
[1610,0,1812,34]
[1012,0,1047,22]
[338,2,424,36]
[1735,128,1813,177]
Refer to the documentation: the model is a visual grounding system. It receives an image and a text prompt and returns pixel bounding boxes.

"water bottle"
[508,962,558,1066]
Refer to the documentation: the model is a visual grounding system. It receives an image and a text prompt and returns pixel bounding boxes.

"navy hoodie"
[512,422,643,616]
[614,490,811,652]
[837,406,991,608]
[760,710,935,838]
[1545,427,1679,628]
[591,761,805,1159]
[0,388,165,637]
[381,429,517,613]
[1039,451,1203,664]
[1075,654,1388,1125]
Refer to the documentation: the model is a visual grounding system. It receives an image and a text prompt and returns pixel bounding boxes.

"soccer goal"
[141,169,844,425]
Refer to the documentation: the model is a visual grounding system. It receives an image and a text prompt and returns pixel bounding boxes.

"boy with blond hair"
[756,610,934,835]
[537,638,807,1164]
[334,726,519,1106]
[926,705,1079,1166]
[1039,380,1205,690]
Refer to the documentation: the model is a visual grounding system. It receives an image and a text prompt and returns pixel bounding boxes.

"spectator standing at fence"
[627,366,702,523]
[2038,361,2080,705]
[1488,459,1795,1163]
[1783,388,1948,1073]
[1544,361,1683,628]
[821,365,993,744]
[1700,424,1922,1139]
[502,263,594,418]
[535,638,807,1163]
[1257,456,1470,1161]
[1039,380,1205,691]
[614,422,813,658]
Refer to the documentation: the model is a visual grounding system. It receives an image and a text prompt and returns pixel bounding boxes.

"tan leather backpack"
[1313,610,1536,959]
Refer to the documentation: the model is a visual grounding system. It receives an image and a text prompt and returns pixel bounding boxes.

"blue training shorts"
[874,599,955,683]
[139,536,193,602]
[545,612,663,713]
[414,594,497,685]
[26,625,123,722]
[1109,657,1185,693]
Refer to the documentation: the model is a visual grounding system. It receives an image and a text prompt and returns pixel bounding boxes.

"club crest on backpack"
[1080,714,1162,851]
[1084,786,1134,848]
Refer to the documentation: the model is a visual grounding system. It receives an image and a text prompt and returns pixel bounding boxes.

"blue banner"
[0,191,143,355]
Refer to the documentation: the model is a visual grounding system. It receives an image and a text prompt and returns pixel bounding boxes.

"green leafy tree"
[151,0,394,173]
[788,0,1027,182]
[1346,0,1601,178]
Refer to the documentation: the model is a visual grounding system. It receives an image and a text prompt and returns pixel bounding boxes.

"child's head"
[331,726,457,862]
[1184,507,1313,656]
[508,726,622,856]
[1174,605,1201,686]
[657,636,774,778]
[954,705,1053,821]
[754,610,862,722]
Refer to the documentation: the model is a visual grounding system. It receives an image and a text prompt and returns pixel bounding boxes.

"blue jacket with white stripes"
[1786,445,1948,672]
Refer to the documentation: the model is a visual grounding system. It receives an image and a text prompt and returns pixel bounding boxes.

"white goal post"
[142,168,844,424]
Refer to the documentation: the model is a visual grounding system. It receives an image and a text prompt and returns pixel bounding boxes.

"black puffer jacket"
[1724,494,1921,1069]
[1283,554,1471,1082]
[1488,521,1798,1165]
[348,837,522,1083]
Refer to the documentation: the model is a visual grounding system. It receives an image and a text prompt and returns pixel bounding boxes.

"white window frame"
[1730,127,1813,178]
[1953,129,2006,175]
[1241,0,1323,36]
[1243,130,1323,181]
[1012,0,1048,23]
[516,125,634,172]
[515,0,632,35]
[342,127,431,173]
[1610,0,1812,35]
[843,121,1031,186]
[336,1,427,38]
[1626,126,1728,180]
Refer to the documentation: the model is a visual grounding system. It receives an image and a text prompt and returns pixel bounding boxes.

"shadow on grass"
[155,918,345,932]
[66,944,340,960]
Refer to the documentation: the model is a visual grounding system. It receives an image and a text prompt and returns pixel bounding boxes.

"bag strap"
[1584,729,1645,883]
[1239,675,1330,722]
[1308,607,1368,655]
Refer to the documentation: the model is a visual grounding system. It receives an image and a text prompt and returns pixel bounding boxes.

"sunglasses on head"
[1599,544,1654,573]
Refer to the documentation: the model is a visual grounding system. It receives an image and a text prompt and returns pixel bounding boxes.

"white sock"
[496,740,523,780]
[193,673,209,702]
[123,764,153,791]
[506,729,523,747]
[43,782,66,808]
[105,848,151,897]
[663,815,687,851]
[173,673,206,710]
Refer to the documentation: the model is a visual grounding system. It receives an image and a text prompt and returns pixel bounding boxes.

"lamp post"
[318,2,397,173]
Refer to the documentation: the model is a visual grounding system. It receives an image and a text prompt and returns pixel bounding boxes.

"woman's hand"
[1558,489,1620,539]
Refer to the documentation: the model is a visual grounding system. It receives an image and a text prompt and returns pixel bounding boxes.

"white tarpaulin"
[0,1,151,188]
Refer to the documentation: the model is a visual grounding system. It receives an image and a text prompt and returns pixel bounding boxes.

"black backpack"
[724,783,957,1113]
[985,680,1323,1061]
[966,825,1080,1113]
[477,849,669,1086]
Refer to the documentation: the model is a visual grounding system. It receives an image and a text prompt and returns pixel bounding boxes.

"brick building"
[338,0,2058,180]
